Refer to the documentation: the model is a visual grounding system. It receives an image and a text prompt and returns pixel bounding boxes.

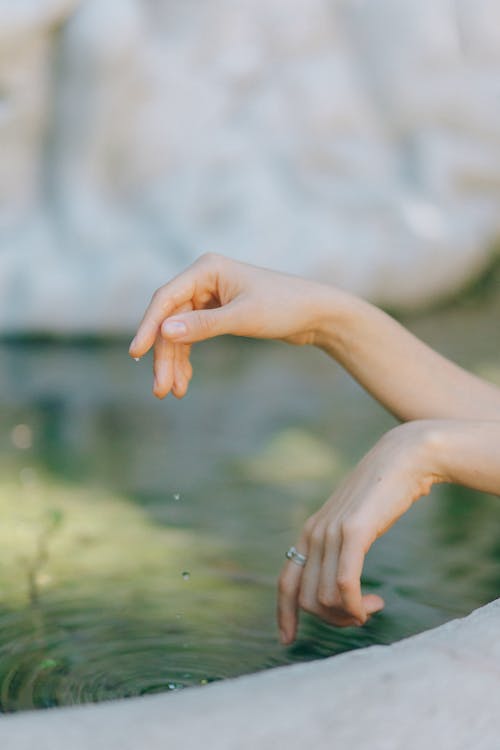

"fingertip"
[279,631,290,646]
[153,380,170,400]
[277,610,297,646]
[172,374,189,399]
[129,336,149,359]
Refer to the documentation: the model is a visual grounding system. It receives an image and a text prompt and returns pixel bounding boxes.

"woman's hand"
[277,421,440,645]
[129,253,332,399]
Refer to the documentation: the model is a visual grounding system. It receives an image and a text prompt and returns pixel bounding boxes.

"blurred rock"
[0,0,499,333]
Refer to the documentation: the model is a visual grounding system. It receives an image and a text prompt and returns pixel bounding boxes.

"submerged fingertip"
[279,630,291,646]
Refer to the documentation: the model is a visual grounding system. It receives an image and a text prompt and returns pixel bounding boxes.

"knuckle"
[336,574,354,593]
[198,251,223,265]
[302,516,316,537]
[151,287,165,303]
[309,525,324,547]
[324,523,339,545]
[318,589,336,607]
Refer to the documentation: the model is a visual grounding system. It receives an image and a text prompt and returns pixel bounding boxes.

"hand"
[277,422,439,645]
[129,253,330,398]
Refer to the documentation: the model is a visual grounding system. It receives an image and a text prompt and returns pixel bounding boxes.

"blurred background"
[1,0,500,333]
[0,0,500,713]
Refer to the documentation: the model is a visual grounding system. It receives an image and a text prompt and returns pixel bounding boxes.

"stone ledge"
[2,599,500,749]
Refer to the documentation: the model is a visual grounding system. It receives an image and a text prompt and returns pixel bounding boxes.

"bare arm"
[277,418,500,643]
[129,253,500,421]
[313,289,500,422]
[129,255,500,641]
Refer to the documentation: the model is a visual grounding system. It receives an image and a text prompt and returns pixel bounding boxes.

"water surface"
[0,297,499,711]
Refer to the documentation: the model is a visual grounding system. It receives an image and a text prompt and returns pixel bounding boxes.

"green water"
[0,299,499,712]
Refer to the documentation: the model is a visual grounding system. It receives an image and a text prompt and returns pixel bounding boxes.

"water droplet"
[134,357,140,362]
[167,682,179,691]
[11,424,32,450]
[199,678,208,685]
[173,493,181,501]
[181,571,190,581]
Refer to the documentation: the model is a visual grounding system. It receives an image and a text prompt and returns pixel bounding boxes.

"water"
[0,298,499,712]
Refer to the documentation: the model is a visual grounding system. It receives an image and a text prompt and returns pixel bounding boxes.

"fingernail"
[163,320,187,338]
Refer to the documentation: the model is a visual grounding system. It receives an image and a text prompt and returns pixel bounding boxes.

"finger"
[153,334,174,399]
[335,525,370,624]
[297,530,324,620]
[277,547,307,645]
[317,527,342,609]
[129,272,196,359]
[172,344,192,399]
[183,346,193,382]
[172,302,193,399]
[161,302,243,344]
[171,345,187,399]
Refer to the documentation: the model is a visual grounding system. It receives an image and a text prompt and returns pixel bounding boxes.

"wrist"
[310,285,360,353]
[385,420,447,493]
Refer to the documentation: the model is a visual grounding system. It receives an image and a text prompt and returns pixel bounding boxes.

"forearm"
[312,287,500,422]
[424,419,500,496]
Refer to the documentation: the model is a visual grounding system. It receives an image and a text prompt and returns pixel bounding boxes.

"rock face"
[1,0,500,333]
[2,599,500,749]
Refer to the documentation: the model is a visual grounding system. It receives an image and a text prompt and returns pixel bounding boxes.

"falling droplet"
[133,357,140,362]
[181,571,190,581]
[173,493,181,501]
[167,682,179,691]
[200,678,208,685]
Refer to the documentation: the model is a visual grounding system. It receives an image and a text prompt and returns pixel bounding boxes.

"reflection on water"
[0,300,499,712]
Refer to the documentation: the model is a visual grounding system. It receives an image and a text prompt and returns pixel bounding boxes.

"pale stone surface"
[1,599,500,749]
[1,0,500,333]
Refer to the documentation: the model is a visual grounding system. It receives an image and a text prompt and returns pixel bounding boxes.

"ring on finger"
[285,546,308,567]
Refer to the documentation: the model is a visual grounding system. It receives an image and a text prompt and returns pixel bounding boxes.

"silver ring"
[286,546,307,567]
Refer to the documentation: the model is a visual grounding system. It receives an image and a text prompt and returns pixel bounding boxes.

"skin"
[129,253,500,645]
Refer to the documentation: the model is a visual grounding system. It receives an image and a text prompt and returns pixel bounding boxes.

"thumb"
[161,306,234,343]
[362,593,385,617]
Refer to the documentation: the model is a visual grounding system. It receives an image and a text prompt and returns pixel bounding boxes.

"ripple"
[0,594,284,712]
